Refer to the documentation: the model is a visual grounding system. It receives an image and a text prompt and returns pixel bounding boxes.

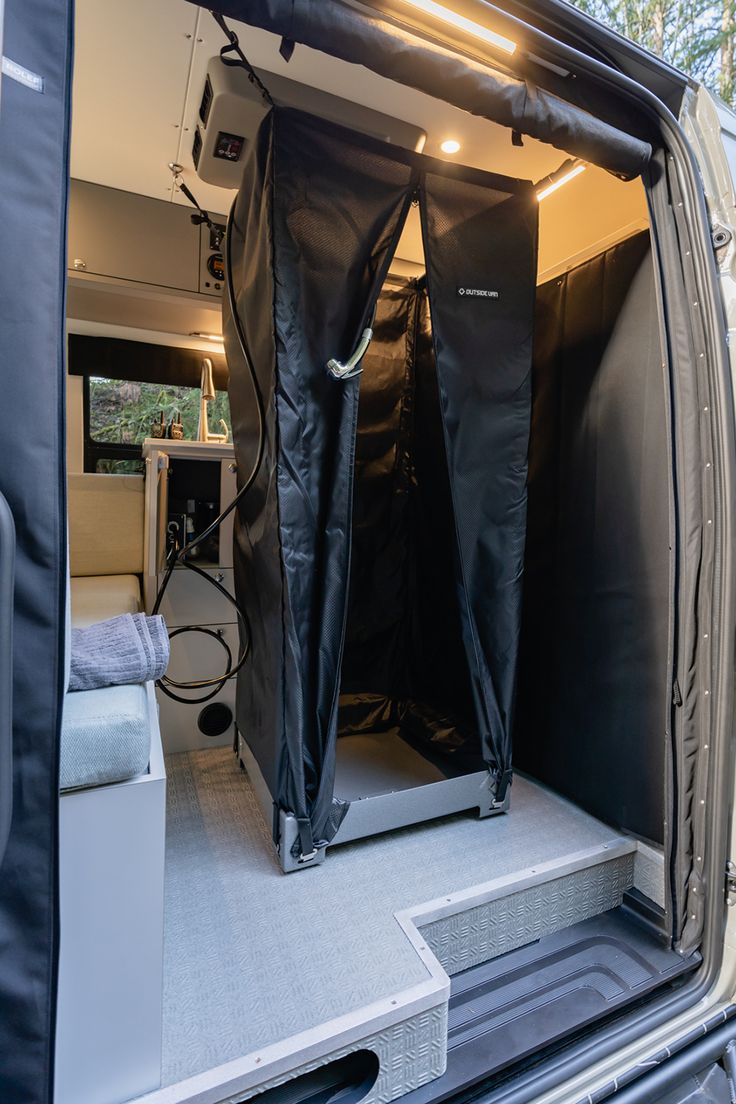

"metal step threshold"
[401,908,699,1104]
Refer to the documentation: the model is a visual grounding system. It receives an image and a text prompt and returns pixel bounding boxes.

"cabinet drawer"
[154,566,235,628]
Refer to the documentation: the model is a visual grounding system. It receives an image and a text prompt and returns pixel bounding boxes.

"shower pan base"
[237,731,502,873]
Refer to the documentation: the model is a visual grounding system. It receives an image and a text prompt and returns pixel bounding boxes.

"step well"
[401,909,699,1104]
[242,844,641,1104]
[404,842,637,977]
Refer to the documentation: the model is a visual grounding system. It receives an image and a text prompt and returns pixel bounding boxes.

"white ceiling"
[71,0,568,220]
[71,0,647,278]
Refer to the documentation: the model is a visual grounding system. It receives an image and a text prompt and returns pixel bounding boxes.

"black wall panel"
[515,232,669,844]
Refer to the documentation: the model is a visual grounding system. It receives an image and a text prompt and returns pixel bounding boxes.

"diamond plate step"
[136,840,637,1104]
[399,840,637,977]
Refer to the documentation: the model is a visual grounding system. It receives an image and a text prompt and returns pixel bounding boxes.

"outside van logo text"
[457,287,499,299]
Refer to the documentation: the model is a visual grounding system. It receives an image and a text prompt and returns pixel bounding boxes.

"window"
[85,376,232,473]
[69,335,231,473]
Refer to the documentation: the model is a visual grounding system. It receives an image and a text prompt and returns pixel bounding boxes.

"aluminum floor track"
[133,749,665,1104]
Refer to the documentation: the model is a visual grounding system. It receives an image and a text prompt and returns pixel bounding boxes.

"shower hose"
[151,199,264,705]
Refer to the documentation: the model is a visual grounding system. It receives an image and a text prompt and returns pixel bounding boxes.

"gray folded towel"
[69,613,170,692]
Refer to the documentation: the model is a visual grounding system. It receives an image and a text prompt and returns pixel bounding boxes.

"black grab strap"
[210,10,275,107]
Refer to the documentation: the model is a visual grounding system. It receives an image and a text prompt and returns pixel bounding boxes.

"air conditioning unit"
[193,57,427,189]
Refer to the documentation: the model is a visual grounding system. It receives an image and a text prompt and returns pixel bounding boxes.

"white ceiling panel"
[71,0,198,201]
[70,1,646,272]
[173,7,564,215]
[71,0,565,221]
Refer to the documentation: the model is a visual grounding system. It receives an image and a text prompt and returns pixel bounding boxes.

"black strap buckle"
[296,817,316,863]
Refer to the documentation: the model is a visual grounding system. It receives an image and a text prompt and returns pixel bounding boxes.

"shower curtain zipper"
[417,187,508,798]
[494,767,513,804]
[314,181,419,842]
[320,383,362,813]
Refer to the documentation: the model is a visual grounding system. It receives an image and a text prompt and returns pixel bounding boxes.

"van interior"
[54,3,711,1104]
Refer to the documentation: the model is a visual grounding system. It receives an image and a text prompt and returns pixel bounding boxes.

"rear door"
[680,85,736,342]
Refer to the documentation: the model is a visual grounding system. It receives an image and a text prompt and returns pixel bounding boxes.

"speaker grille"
[198,702,233,738]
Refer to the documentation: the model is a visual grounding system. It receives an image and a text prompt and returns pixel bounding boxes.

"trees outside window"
[86,376,232,473]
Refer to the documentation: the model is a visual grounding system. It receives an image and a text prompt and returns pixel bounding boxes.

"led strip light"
[398,0,517,55]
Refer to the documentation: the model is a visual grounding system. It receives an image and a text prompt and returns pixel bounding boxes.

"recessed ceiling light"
[398,0,517,55]
[440,139,462,154]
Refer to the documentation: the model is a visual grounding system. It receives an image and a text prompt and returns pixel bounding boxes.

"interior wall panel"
[515,231,669,844]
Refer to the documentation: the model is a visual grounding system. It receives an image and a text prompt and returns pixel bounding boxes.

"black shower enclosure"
[224,106,538,867]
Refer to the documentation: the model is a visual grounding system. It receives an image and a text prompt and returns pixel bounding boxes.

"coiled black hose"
[153,198,266,704]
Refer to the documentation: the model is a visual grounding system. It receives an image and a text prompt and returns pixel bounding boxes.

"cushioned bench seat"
[70,574,141,628]
[60,682,153,792]
[63,570,149,791]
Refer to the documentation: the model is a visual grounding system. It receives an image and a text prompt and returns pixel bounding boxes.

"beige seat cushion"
[70,575,141,629]
[68,473,144,577]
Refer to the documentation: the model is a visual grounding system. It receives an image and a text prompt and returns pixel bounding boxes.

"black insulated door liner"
[401,909,699,1104]
[515,230,669,846]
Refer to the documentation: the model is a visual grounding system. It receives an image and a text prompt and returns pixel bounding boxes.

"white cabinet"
[143,439,239,753]
[55,688,165,1104]
[155,566,235,627]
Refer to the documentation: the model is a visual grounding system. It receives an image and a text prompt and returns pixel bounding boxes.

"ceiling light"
[398,0,517,55]
[189,331,224,344]
[536,159,586,201]
[440,139,461,154]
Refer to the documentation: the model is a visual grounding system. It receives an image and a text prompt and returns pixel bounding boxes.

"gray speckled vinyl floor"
[161,747,622,1087]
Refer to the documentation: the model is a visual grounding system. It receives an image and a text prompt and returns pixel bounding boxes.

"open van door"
[681,85,736,347]
[0,1,72,1102]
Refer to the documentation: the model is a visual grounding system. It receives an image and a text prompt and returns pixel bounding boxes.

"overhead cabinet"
[68,179,224,297]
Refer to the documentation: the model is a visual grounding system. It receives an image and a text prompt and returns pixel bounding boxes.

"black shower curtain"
[226,108,417,856]
[225,106,538,852]
[421,171,537,791]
